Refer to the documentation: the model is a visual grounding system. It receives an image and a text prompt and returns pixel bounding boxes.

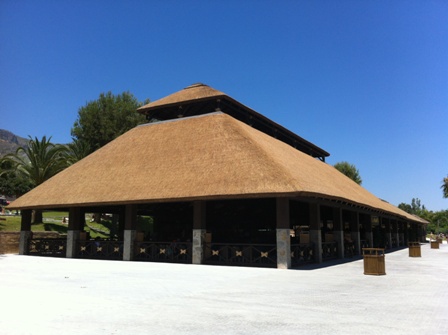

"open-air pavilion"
[9,83,427,269]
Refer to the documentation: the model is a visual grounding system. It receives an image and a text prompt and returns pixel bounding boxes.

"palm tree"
[63,139,91,165]
[0,136,69,223]
[442,176,448,199]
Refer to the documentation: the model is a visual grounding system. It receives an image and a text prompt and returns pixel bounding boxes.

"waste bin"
[362,248,386,275]
[408,242,421,257]
[430,241,439,249]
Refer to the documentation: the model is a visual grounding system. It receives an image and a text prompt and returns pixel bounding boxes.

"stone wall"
[0,232,64,254]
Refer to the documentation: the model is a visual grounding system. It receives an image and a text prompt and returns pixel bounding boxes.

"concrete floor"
[1,243,447,335]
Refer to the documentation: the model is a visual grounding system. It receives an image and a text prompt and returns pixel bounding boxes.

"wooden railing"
[204,243,277,267]
[322,242,338,260]
[77,240,123,260]
[134,241,192,263]
[344,241,355,258]
[291,243,314,266]
[29,238,66,257]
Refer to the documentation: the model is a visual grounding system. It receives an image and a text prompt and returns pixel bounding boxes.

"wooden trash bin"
[362,248,386,275]
[430,241,439,249]
[408,242,421,257]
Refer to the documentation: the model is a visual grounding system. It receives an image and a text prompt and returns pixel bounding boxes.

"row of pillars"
[192,199,423,269]
[19,199,424,269]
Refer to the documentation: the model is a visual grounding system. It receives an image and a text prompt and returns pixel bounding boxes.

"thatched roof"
[9,112,423,223]
[137,83,226,111]
[138,83,330,160]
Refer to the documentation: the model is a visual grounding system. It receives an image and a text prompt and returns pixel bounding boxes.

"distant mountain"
[0,129,29,156]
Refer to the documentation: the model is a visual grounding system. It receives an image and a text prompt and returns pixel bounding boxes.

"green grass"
[0,215,22,231]
[0,211,153,240]
[0,212,69,233]
[1,211,109,237]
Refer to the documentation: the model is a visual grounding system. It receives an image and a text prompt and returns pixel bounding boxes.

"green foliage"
[398,198,426,215]
[399,198,448,235]
[442,176,448,198]
[63,139,91,165]
[0,159,33,197]
[0,136,69,188]
[0,136,71,223]
[333,161,362,185]
[71,91,149,153]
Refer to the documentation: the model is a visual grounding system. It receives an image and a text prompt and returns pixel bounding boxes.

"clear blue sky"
[1,1,447,211]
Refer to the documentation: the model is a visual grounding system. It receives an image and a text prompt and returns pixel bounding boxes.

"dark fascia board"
[139,95,330,159]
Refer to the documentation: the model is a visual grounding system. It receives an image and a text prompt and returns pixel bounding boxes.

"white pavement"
[1,243,447,335]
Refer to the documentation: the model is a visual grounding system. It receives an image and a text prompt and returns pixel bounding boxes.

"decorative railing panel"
[204,243,277,267]
[134,241,192,264]
[391,237,398,248]
[322,242,338,260]
[291,243,314,266]
[344,241,355,258]
[360,240,370,249]
[77,240,123,260]
[29,238,66,257]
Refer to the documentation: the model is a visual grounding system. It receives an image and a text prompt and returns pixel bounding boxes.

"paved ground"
[1,243,447,335]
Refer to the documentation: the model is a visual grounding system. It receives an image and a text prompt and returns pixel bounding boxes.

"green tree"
[333,161,362,185]
[442,176,448,198]
[0,136,69,223]
[398,198,427,215]
[399,198,448,235]
[71,91,149,153]
[0,159,33,197]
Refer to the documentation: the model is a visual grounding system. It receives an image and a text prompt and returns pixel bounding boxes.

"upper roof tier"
[137,83,330,160]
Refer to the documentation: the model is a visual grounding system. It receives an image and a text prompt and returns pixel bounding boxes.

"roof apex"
[137,83,226,112]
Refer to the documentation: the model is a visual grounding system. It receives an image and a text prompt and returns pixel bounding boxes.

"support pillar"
[393,220,400,247]
[364,215,373,248]
[192,201,206,264]
[420,224,426,243]
[350,211,361,255]
[309,203,322,263]
[398,222,404,246]
[67,207,83,258]
[276,198,291,269]
[123,204,137,261]
[384,218,392,249]
[333,207,344,259]
[19,209,32,255]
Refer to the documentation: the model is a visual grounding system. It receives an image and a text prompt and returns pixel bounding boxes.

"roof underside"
[9,112,424,223]
[137,83,329,160]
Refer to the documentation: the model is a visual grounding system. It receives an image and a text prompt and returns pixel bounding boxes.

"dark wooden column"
[383,218,392,249]
[349,211,361,255]
[19,209,32,255]
[333,207,344,259]
[192,201,206,264]
[123,204,137,261]
[391,220,399,247]
[276,198,291,269]
[67,207,84,258]
[309,203,322,263]
[361,214,373,248]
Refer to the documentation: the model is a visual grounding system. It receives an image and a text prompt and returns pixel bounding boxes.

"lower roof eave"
[7,191,423,224]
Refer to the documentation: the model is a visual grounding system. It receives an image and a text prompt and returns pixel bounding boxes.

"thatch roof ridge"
[137,83,226,111]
